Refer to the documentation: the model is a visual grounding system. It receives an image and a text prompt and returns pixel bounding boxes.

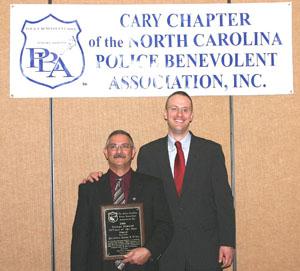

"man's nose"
[176,108,183,116]
[116,146,123,153]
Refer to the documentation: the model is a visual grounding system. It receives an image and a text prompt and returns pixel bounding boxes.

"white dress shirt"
[167,132,191,177]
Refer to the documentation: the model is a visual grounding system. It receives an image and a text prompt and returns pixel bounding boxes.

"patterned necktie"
[113,178,125,205]
[174,141,185,196]
[113,178,126,270]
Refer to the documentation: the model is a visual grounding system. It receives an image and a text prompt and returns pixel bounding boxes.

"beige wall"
[233,0,300,270]
[0,1,299,271]
[0,0,51,270]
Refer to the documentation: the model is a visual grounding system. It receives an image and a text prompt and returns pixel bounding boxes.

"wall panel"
[52,1,230,271]
[53,96,231,271]
[233,1,300,271]
[0,1,51,271]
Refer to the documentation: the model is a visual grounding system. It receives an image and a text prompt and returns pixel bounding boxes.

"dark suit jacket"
[137,133,235,271]
[71,171,173,271]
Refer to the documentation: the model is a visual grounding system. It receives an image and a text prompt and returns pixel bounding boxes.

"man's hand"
[81,171,103,183]
[219,246,235,268]
[122,247,151,265]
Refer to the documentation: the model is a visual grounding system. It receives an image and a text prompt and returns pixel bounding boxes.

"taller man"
[137,91,235,271]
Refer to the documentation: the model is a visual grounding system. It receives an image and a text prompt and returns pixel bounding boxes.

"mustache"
[113,154,126,158]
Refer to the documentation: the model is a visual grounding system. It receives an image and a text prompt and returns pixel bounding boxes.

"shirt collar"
[109,168,132,182]
[168,132,191,151]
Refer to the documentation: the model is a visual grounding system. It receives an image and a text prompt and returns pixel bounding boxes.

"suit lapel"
[180,133,205,197]
[128,172,143,203]
[159,136,174,182]
[96,173,113,205]
[158,136,179,203]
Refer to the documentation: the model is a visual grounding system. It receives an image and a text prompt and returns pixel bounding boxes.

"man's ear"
[131,147,136,160]
[190,112,194,123]
[103,148,108,160]
[163,110,168,120]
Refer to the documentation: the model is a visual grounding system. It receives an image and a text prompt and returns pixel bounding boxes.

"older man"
[71,130,173,271]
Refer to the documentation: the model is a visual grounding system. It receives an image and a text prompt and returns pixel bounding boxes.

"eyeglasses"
[167,106,192,114]
[107,143,133,150]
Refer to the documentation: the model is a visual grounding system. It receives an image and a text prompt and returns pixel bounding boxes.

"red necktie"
[174,141,185,196]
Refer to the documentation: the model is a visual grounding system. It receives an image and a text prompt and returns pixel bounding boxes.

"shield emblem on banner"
[20,14,85,89]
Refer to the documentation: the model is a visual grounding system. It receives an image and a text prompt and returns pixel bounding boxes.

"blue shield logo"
[20,14,85,89]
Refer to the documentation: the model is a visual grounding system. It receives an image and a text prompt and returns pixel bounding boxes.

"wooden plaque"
[101,203,145,260]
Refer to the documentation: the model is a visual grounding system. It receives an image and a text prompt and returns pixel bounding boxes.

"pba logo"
[107,212,119,223]
[20,14,85,89]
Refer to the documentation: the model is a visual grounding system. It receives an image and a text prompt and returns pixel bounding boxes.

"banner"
[10,3,293,98]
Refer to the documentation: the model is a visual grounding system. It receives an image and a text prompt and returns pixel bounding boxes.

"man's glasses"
[107,143,133,150]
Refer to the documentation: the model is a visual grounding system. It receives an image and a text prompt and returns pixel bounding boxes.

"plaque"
[101,203,145,260]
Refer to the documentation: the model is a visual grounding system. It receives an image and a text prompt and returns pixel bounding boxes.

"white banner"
[10,3,293,98]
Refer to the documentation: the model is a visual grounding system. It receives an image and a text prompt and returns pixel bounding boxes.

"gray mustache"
[113,154,126,158]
